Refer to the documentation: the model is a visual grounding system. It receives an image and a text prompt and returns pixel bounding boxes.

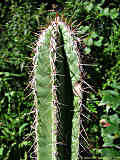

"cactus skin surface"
[50,22,74,160]
[33,29,52,160]
[33,16,88,160]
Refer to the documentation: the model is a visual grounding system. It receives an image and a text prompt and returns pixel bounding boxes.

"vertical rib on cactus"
[59,22,83,160]
[33,29,52,160]
[50,19,74,159]
[76,45,92,159]
[59,21,91,159]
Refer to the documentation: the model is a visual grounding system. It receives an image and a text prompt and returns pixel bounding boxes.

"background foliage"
[0,0,120,159]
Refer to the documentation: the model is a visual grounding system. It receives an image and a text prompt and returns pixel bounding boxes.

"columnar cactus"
[33,16,89,160]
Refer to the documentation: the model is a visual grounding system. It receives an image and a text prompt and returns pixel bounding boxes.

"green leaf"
[103,8,109,16]
[102,90,119,96]
[94,37,103,47]
[110,83,120,90]
[91,32,98,38]
[86,3,93,12]
[0,148,4,156]
[110,8,119,19]
[101,148,120,159]
[19,123,28,136]
[87,38,93,46]
[84,47,91,54]
[103,134,113,146]
[99,88,120,110]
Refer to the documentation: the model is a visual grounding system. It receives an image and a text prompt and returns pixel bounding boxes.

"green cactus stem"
[33,28,52,160]
[50,20,74,159]
[33,16,88,160]
[59,21,84,160]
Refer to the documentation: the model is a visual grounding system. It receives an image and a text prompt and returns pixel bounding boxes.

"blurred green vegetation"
[0,0,120,159]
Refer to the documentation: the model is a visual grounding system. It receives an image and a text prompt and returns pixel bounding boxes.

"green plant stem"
[50,22,74,160]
